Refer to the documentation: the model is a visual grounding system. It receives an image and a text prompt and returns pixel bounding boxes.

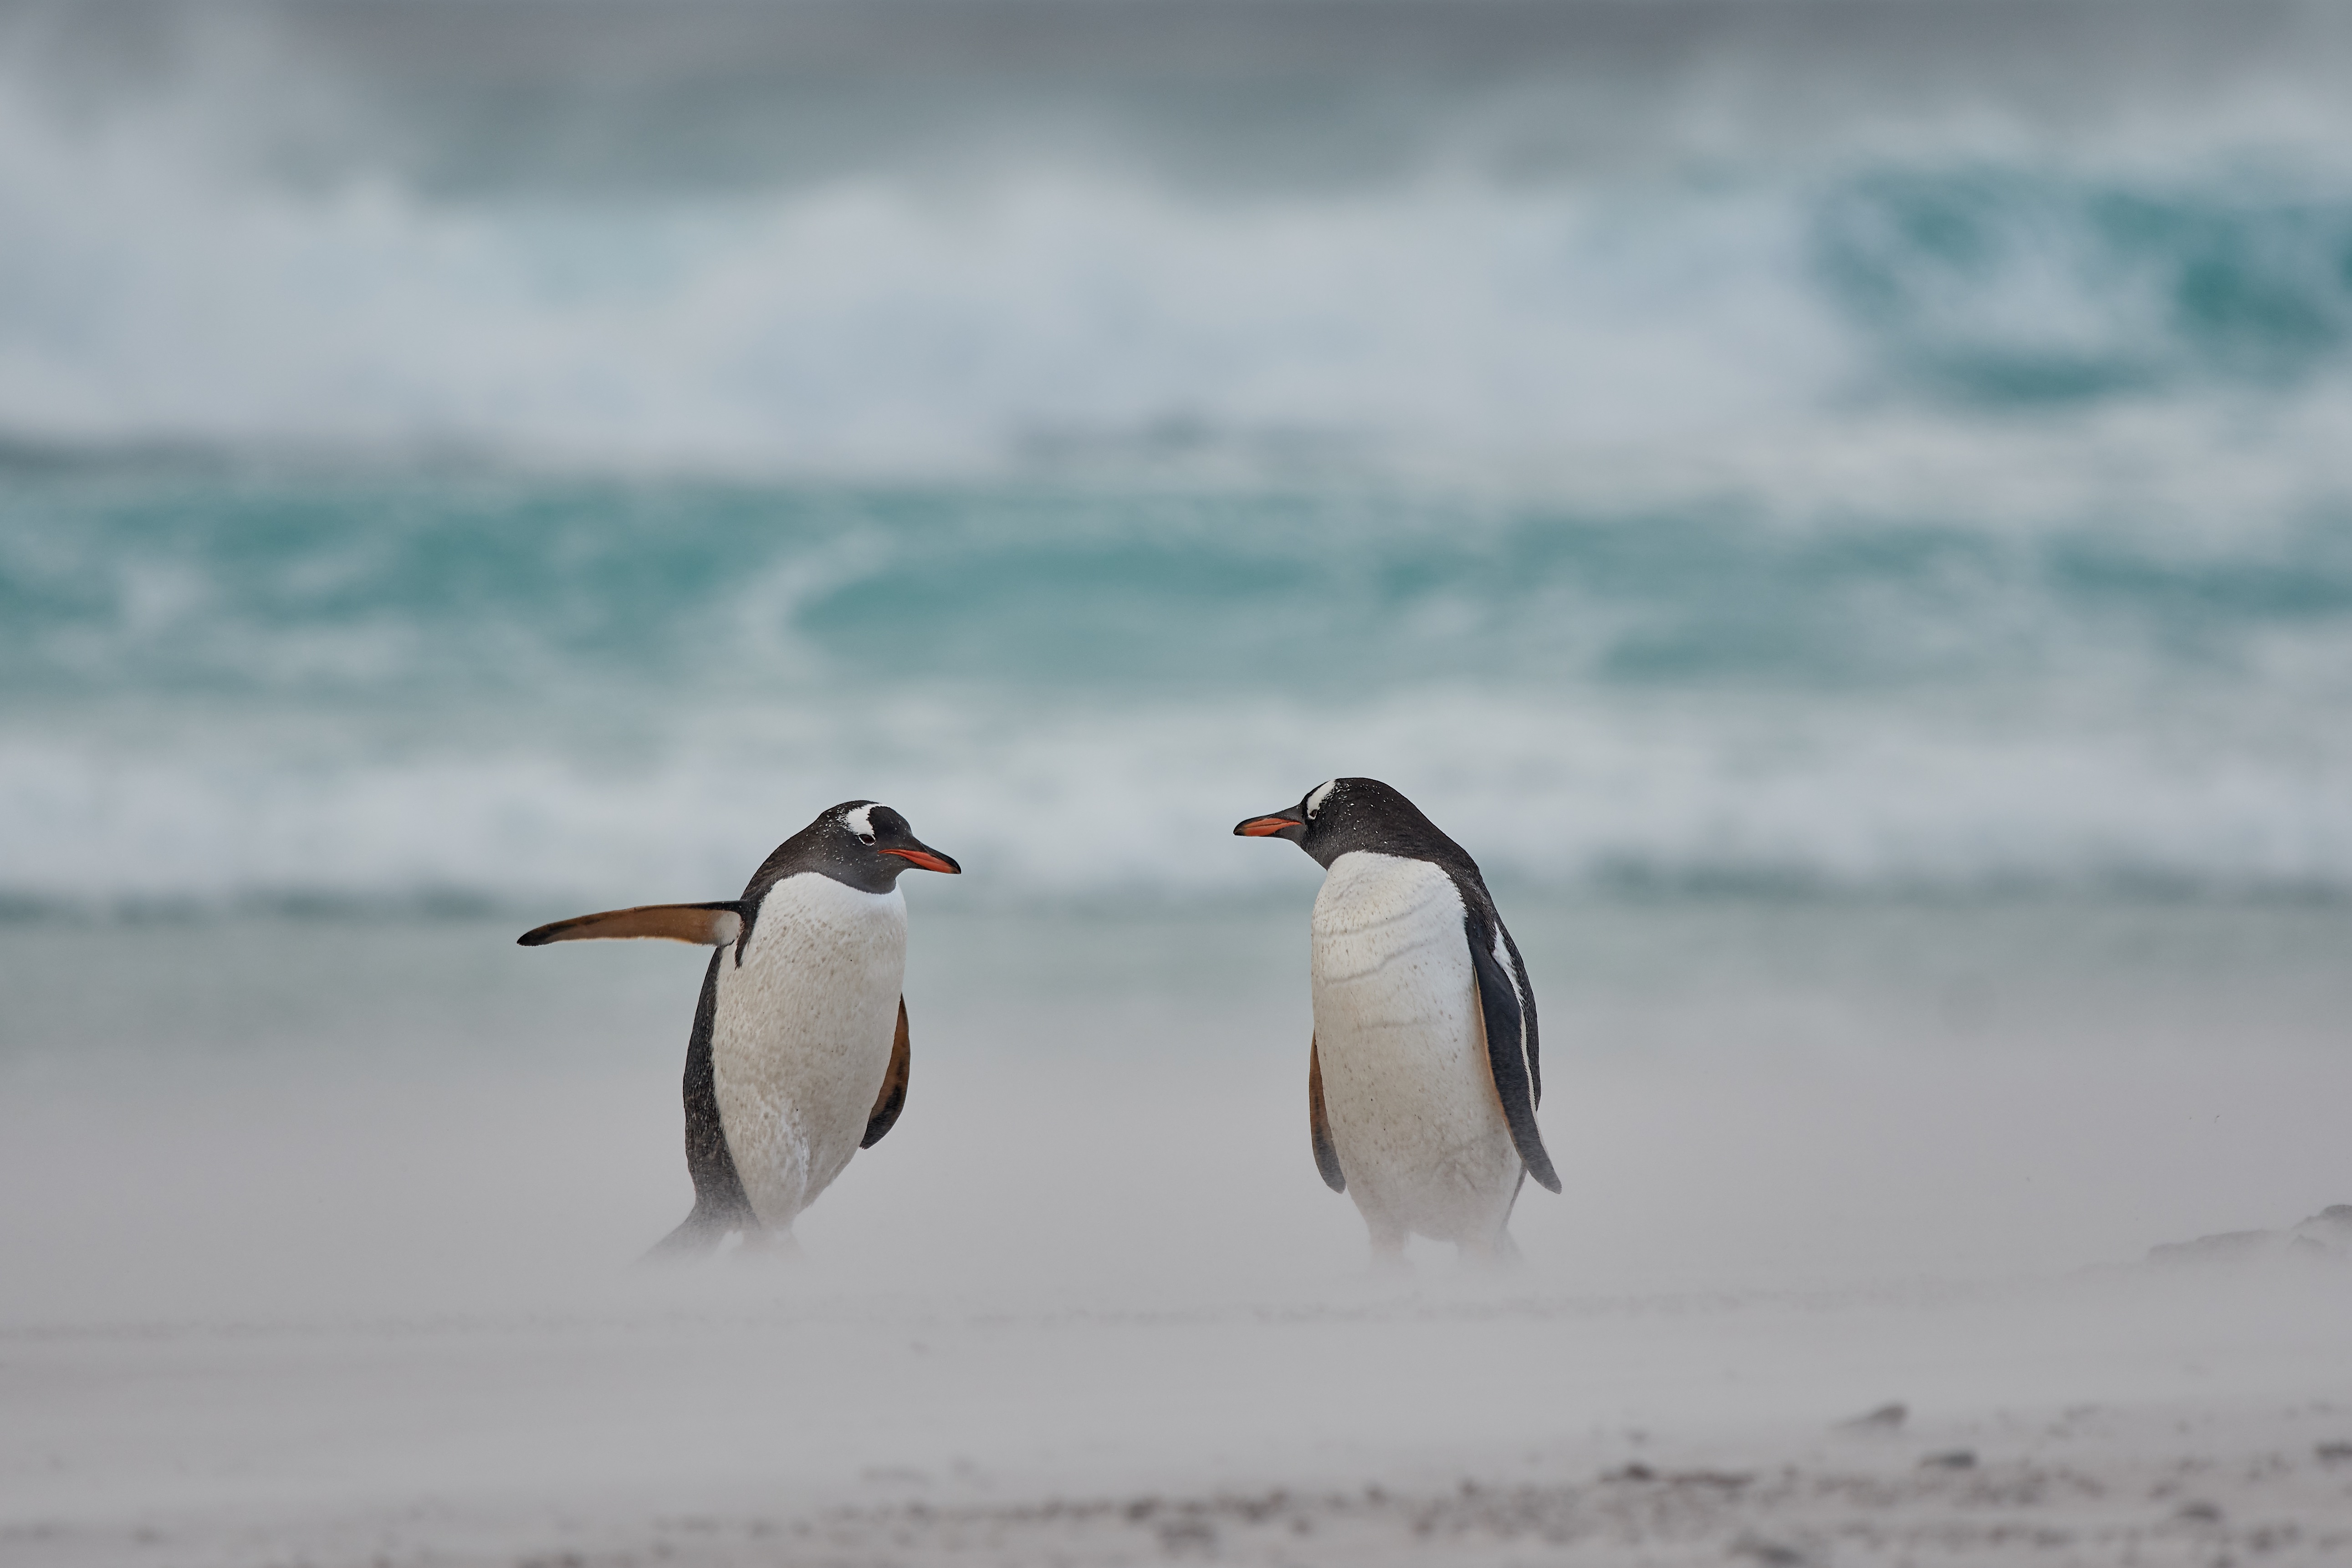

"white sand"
[4,903,2350,1565]
[10,1259,2351,1566]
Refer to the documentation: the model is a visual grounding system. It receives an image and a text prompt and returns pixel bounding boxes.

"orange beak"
[1234,815,1302,838]
[881,847,961,874]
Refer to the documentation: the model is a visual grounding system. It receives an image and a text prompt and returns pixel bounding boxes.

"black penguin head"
[785,801,962,894]
[1232,777,1467,871]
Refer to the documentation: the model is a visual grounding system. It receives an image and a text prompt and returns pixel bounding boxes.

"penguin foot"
[1365,1223,1412,1276]
[735,1227,804,1262]
[1459,1230,1523,1269]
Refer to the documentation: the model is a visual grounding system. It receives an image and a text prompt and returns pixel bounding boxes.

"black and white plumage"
[519,802,960,1256]
[1235,777,1558,1263]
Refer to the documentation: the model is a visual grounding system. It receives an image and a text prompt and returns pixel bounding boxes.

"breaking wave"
[7,0,2352,908]
[4,471,2349,909]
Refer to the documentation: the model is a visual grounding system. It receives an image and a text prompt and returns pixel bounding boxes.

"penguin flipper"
[678,951,758,1240]
[860,997,912,1149]
[1467,912,1561,1194]
[1308,1034,1345,1192]
[517,902,747,947]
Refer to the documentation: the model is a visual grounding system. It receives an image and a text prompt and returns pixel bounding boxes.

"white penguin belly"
[1310,852,1521,1244]
[711,874,907,1230]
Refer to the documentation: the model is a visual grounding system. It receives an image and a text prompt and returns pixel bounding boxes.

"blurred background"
[5,0,2352,908]
[2,0,2350,1308]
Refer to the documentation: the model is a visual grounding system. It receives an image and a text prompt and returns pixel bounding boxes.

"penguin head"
[814,801,962,891]
[1234,777,1453,870]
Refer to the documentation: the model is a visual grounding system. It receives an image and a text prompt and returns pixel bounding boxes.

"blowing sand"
[4,900,2350,1565]
[10,1260,2352,1566]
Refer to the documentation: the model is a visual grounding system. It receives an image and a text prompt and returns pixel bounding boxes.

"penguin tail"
[640,1206,735,1262]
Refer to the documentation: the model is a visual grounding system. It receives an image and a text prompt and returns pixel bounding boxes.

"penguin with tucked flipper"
[1235,778,1559,1266]
[519,802,959,1256]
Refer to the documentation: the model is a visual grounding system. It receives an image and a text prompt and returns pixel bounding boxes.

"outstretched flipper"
[518,902,747,948]
[1308,1035,1345,1193]
[1467,911,1561,1193]
[861,998,912,1149]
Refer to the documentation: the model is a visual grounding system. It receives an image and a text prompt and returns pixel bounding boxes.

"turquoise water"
[4,0,2352,909]
[4,465,2347,909]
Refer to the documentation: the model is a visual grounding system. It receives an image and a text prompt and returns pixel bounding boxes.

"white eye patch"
[841,804,878,838]
[1304,780,1337,819]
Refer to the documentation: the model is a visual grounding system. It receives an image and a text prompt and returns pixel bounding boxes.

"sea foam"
[6,0,2352,909]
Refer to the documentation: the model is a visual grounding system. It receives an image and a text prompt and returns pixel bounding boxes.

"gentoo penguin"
[518,802,960,1255]
[1235,778,1559,1264]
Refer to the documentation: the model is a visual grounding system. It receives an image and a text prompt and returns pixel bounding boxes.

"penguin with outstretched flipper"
[521,802,958,1256]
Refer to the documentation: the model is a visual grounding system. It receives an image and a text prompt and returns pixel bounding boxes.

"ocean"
[4,0,2352,914]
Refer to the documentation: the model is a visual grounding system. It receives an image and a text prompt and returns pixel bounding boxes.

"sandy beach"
[6,903,2349,1567]
[11,1257,2352,1566]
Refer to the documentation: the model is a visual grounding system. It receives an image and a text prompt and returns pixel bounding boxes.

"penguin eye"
[858,833,877,846]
